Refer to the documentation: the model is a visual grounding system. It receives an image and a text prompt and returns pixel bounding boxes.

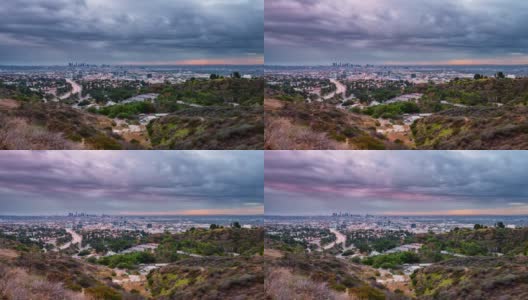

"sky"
[265,0,528,65]
[265,151,528,216]
[0,0,263,66]
[0,151,263,216]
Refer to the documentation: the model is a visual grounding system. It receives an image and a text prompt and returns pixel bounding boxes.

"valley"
[265,65,528,150]
[0,65,264,150]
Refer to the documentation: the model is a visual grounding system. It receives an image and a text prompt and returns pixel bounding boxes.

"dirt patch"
[0,99,20,110]
[0,248,19,259]
[264,98,285,110]
[264,248,284,258]
[376,269,413,296]
[120,131,151,148]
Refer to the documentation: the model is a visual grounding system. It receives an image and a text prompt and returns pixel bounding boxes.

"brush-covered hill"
[265,99,406,150]
[147,256,264,300]
[414,227,528,256]
[0,238,141,300]
[412,256,528,300]
[414,77,528,107]
[265,250,409,300]
[149,227,265,260]
[410,77,528,149]
[411,106,528,149]
[0,77,264,150]
[143,228,265,299]
[1,227,265,299]
[151,77,264,108]
[139,77,265,150]
[0,99,139,150]
[147,105,263,150]
[264,238,410,300]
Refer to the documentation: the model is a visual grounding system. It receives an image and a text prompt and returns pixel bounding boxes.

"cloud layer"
[0,151,263,215]
[0,0,263,65]
[265,151,528,215]
[265,0,528,65]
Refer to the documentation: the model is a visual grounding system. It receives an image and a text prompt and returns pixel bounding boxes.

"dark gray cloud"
[265,151,528,215]
[0,0,263,65]
[0,151,263,215]
[265,0,528,65]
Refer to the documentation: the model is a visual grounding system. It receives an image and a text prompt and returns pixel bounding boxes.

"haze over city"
[265,0,528,65]
[265,151,528,216]
[0,151,264,216]
[0,0,264,66]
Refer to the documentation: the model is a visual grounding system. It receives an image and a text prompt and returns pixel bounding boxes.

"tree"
[474,224,483,230]
[210,74,219,80]
[495,221,505,228]
[496,72,505,79]
[355,241,371,254]
[210,224,218,229]
[231,221,241,228]
[474,74,483,80]
[232,72,241,79]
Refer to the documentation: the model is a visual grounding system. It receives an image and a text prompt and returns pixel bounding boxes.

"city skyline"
[265,0,528,66]
[0,151,264,216]
[0,0,263,66]
[265,151,528,216]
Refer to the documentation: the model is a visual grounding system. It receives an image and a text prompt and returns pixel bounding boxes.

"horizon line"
[264,214,528,217]
[264,63,528,67]
[0,63,264,67]
[0,214,264,217]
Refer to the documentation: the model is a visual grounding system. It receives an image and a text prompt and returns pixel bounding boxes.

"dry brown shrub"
[0,265,86,300]
[265,117,347,150]
[0,116,81,150]
[265,267,350,300]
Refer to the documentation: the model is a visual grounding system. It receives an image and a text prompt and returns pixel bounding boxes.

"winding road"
[59,228,83,250]
[323,79,346,100]
[323,228,347,250]
[59,79,82,100]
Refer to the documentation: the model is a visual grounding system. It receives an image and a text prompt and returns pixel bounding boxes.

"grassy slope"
[148,256,264,300]
[415,227,528,256]
[412,256,528,300]
[147,106,263,150]
[265,99,406,150]
[0,238,137,300]
[411,106,528,149]
[146,228,265,299]
[0,100,139,150]
[266,252,409,300]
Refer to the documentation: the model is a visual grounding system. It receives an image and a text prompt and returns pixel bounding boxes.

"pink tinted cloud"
[120,56,264,66]
[265,181,451,202]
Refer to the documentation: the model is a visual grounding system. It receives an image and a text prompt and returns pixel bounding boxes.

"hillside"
[152,77,264,109]
[1,227,265,299]
[414,78,528,107]
[411,106,528,149]
[0,99,139,150]
[0,77,264,150]
[147,256,264,300]
[415,227,528,256]
[409,78,528,149]
[148,227,264,262]
[147,106,263,150]
[0,238,139,300]
[265,250,409,300]
[412,256,528,300]
[265,99,406,150]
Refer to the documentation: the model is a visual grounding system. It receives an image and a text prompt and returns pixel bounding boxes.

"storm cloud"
[0,151,264,215]
[265,0,528,65]
[0,0,263,65]
[265,151,528,216]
